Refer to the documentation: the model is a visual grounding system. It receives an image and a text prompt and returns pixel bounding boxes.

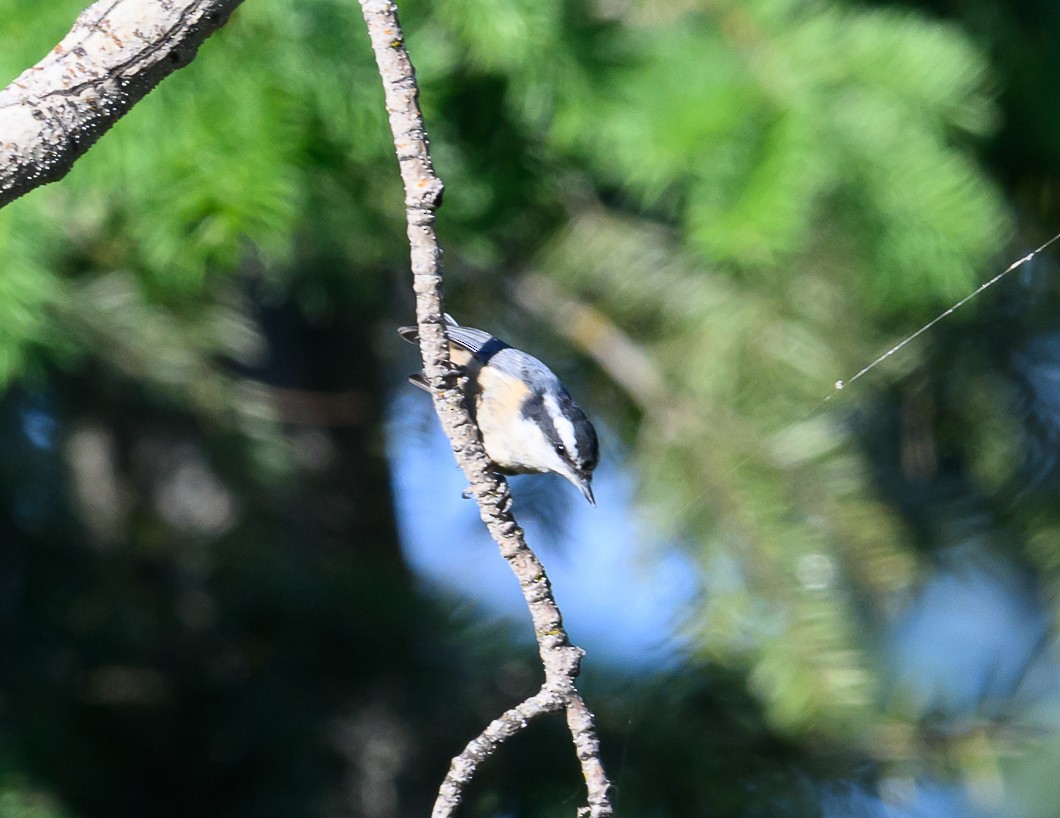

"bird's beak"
[569,473,596,507]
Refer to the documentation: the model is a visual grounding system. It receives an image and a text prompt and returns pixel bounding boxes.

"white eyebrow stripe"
[543,392,578,458]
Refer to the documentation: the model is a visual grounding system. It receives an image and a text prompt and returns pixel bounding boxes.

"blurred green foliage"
[0,0,1058,815]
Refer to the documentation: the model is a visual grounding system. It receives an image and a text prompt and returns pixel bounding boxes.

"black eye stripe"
[520,391,599,471]
[522,393,559,438]
[521,393,572,457]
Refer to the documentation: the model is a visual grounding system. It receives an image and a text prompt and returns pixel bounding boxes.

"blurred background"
[1,0,1060,815]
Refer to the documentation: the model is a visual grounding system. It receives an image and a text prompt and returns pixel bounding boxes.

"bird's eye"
[555,444,567,455]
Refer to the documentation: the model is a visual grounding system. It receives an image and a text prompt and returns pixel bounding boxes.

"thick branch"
[0,0,245,208]
[357,1,613,815]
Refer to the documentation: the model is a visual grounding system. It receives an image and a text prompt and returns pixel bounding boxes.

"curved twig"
[357,1,613,815]
[0,0,245,207]
[433,686,564,812]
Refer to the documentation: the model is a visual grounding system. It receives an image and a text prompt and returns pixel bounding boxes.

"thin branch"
[433,686,564,815]
[356,1,613,815]
[0,0,245,208]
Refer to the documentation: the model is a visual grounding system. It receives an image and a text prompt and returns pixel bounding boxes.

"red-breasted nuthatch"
[399,315,599,505]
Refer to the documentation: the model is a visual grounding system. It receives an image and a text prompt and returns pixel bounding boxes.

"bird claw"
[460,481,512,512]
[439,363,465,386]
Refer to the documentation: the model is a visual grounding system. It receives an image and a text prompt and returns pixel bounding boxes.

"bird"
[398,315,599,505]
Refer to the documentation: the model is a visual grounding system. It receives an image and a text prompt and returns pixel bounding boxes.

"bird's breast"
[471,367,548,473]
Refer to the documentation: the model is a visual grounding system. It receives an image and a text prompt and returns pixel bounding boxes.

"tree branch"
[433,686,563,814]
[356,1,613,815]
[0,0,245,208]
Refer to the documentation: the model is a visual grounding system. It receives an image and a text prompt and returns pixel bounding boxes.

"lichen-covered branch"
[432,686,564,817]
[0,0,245,208]
[357,1,613,815]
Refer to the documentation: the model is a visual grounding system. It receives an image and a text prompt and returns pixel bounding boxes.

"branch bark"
[356,2,613,815]
[0,0,245,208]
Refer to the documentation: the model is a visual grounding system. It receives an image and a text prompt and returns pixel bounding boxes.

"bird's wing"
[444,325,501,356]
[397,313,462,344]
